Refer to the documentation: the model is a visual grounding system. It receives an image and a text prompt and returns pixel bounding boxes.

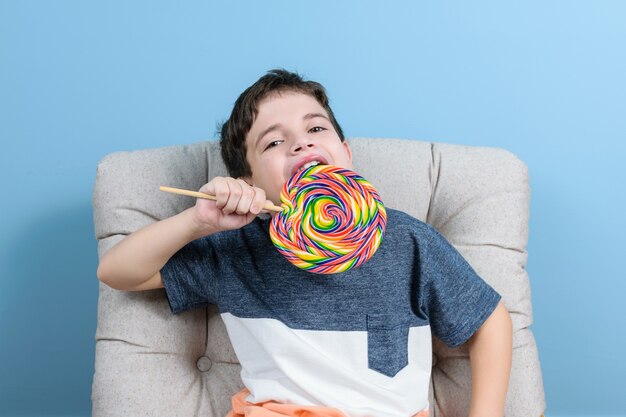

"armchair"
[92,138,545,417]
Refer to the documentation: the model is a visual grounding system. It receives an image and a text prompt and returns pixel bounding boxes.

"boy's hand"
[192,177,271,235]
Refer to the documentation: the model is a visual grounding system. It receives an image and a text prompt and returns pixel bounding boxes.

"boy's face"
[243,92,353,205]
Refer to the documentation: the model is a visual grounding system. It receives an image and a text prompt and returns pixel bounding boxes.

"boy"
[98,69,512,417]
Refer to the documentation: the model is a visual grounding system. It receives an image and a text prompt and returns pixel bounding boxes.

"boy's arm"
[97,177,269,291]
[97,207,204,291]
[467,301,512,417]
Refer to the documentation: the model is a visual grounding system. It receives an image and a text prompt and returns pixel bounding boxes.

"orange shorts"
[226,389,428,417]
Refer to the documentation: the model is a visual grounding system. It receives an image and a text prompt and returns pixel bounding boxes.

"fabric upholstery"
[92,138,545,417]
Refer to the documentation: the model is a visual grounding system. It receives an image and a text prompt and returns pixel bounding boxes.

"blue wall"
[1,1,625,416]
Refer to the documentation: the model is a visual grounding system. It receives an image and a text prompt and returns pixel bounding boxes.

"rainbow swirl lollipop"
[269,164,387,274]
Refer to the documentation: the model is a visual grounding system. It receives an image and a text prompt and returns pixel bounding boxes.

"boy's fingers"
[211,179,231,210]
[250,187,267,215]
[234,179,255,215]
[220,180,243,214]
[199,177,218,197]
[199,177,264,217]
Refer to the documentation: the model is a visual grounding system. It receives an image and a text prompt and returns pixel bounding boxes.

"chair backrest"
[92,138,545,417]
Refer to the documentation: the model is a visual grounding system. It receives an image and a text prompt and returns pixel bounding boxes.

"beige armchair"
[92,138,545,417]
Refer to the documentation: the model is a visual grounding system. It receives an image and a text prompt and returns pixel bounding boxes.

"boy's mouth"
[291,156,328,176]
[301,160,321,171]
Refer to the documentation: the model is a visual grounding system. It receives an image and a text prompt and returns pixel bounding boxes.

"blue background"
[1,1,625,416]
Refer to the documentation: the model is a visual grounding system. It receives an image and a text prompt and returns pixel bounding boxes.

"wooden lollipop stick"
[159,186,284,213]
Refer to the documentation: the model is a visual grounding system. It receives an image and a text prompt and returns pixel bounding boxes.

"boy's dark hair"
[220,69,345,178]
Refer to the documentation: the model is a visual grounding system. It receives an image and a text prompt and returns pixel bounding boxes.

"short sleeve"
[416,224,501,347]
[161,236,221,314]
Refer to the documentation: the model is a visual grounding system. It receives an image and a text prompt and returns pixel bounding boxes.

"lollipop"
[269,164,386,274]
[160,165,386,274]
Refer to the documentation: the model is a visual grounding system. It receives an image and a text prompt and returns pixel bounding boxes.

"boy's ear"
[343,140,353,164]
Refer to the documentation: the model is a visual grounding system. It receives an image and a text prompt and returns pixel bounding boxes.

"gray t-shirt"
[162,208,500,417]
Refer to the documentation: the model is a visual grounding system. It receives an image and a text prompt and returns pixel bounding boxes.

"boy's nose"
[291,137,315,153]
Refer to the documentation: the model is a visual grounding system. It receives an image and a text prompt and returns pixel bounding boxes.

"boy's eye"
[309,126,326,133]
[264,140,283,151]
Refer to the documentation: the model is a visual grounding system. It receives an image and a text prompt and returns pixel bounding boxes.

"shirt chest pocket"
[366,314,410,377]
